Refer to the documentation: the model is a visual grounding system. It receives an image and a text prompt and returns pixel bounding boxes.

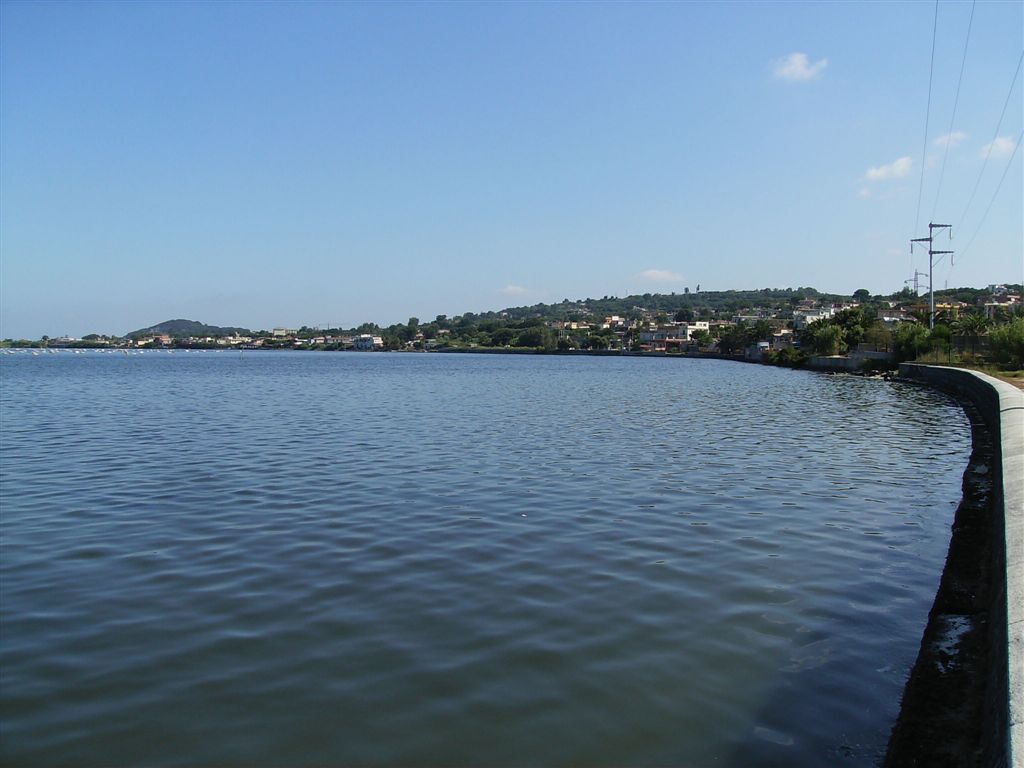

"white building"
[353,334,384,351]
[792,308,835,331]
[675,321,709,340]
[983,293,1021,319]
[771,329,795,349]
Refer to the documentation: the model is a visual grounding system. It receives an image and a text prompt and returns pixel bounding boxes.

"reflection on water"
[0,352,969,766]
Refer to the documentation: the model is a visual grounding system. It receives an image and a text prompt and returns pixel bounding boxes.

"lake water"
[0,350,971,766]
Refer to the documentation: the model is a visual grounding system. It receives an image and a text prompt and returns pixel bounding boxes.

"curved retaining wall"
[894,364,1023,767]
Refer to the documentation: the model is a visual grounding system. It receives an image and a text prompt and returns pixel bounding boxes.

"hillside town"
[4,284,1022,370]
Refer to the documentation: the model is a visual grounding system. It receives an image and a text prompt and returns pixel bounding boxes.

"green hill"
[126,319,251,339]
[468,287,848,323]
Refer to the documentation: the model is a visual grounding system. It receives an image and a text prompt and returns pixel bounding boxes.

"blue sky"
[2,0,1021,338]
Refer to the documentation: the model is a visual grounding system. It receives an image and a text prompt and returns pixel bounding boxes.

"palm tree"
[954,313,989,356]
[907,308,931,326]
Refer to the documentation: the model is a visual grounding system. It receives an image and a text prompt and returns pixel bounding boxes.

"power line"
[931,0,975,222]
[914,0,940,237]
[956,50,1024,233]
[956,127,1023,264]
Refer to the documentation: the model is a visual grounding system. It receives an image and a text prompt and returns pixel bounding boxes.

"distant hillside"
[469,287,850,322]
[126,319,252,339]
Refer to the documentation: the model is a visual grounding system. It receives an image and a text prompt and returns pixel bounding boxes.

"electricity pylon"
[910,223,953,329]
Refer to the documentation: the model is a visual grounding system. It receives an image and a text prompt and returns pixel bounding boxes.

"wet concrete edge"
[887,365,1023,768]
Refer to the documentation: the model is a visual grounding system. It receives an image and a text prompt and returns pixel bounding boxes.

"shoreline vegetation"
[4,284,1022,374]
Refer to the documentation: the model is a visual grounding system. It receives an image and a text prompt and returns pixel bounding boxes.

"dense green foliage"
[492,287,844,325]
[766,348,808,368]
[932,284,1022,306]
[799,307,891,357]
[893,323,930,361]
[988,318,1024,370]
[808,324,846,355]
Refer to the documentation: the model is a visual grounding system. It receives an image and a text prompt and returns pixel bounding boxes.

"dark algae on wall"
[884,390,1000,767]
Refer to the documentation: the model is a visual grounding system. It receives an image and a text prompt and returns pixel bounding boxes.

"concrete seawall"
[889,365,1023,767]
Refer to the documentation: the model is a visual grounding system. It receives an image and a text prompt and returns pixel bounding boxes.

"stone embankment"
[886,365,1023,768]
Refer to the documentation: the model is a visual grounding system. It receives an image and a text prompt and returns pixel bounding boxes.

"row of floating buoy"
[2,347,237,356]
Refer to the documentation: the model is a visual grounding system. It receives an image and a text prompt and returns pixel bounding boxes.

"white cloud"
[934,131,967,148]
[982,136,1017,158]
[637,269,684,283]
[499,284,527,296]
[773,52,828,81]
[858,187,872,199]
[865,156,912,181]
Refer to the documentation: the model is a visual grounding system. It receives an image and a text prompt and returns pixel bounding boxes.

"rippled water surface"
[0,351,971,766]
